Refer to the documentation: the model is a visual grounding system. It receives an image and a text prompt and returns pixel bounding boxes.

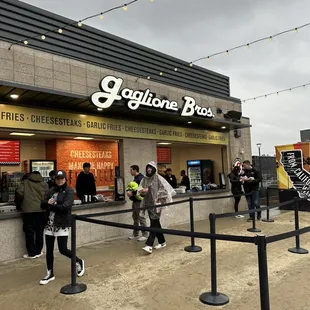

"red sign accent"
[0,140,20,165]
[157,147,171,164]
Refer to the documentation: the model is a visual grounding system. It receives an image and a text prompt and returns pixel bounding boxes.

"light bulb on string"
[147,76,151,80]
[277,92,279,95]
[174,68,178,72]
[246,43,250,49]
[189,62,193,67]
[123,4,128,11]
[78,21,83,27]
[23,40,28,45]
[295,28,298,33]
[41,35,46,40]
[269,36,273,42]
[58,29,63,34]
[100,13,104,19]
[226,50,229,55]
[206,56,210,61]
[159,72,163,76]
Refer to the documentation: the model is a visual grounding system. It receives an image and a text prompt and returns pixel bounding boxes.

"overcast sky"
[22,0,310,155]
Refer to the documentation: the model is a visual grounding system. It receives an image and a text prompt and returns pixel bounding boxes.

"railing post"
[288,198,308,254]
[199,213,229,306]
[184,197,202,253]
[60,215,87,294]
[247,192,261,233]
[256,235,271,310]
[262,187,274,223]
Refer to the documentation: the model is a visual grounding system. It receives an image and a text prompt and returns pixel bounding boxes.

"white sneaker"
[137,236,147,242]
[76,259,85,277]
[142,246,153,254]
[36,252,44,258]
[23,254,37,259]
[40,270,55,285]
[128,235,138,240]
[154,243,167,250]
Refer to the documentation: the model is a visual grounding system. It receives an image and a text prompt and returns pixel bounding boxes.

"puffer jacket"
[41,184,74,227]
[15,173,48,213]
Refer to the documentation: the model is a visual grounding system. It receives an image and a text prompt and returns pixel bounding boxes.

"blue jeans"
[246,190,261,218]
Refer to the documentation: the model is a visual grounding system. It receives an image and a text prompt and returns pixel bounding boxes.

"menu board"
[157,147,171,164]
[0,140,20,165]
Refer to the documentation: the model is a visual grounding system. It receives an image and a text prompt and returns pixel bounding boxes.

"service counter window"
[156,143,228,194]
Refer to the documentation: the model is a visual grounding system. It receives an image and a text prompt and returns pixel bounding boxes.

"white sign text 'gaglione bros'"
[91,75,214,118]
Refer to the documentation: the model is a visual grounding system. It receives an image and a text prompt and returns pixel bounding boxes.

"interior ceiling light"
[74,137,94,140]
[9,132,35,136]
[157,142,171,145]
[10,94,19,99]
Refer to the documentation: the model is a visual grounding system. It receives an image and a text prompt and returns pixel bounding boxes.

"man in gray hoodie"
[16,171,48,259]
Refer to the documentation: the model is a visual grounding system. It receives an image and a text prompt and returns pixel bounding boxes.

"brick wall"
[46,139,118,188]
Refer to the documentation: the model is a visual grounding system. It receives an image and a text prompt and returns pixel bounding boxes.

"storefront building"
[0,0,252,261]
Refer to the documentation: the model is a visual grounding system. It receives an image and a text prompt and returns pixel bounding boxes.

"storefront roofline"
[0,81,250,131]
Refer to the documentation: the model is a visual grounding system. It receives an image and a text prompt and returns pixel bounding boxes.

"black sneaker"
[40,270,55,285]
[76,259,85,277]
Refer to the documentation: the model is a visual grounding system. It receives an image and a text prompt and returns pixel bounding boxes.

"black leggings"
[234,196,241,213]
[45,235,81,272]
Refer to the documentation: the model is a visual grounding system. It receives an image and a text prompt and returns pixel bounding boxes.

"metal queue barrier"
[59,191,310,310]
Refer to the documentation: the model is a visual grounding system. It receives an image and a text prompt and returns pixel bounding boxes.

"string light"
[226,50,229,55]
[186,21,310,66]
[174,68,178,72]
[41,35,46,40]
[242,82,310,103]
[8,0,140,49]
[189,62,193,67]
[159,72,163,76]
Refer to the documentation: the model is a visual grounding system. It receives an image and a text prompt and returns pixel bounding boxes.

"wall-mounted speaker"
[234,129,242,138]
[224,110,242,122]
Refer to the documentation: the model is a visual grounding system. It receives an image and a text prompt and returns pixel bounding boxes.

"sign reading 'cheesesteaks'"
[0,104,228,145]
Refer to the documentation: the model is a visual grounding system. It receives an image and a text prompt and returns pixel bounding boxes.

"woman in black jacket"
[40,170,85,285]
[228,166,244,218]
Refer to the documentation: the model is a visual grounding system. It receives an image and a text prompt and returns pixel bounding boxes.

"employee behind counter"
[76,162,97,203]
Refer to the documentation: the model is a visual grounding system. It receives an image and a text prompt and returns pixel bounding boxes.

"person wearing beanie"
[47,170,56,189]
[40,170,85,285]
[138,161,176,254]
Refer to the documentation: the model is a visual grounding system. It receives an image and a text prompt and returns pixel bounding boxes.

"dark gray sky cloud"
[22,0,310,155]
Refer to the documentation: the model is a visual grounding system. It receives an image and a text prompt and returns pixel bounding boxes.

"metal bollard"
[199,213,229,306]
[256,235,270,310]
[184,197,202,253]
[262,187,274,223]
[247,192,261,233]
[60,215,87,294]
[288,198,308,255]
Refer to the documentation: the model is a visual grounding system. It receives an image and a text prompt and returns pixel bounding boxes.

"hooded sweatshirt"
[16,172,49,213]
[139,161,175,219]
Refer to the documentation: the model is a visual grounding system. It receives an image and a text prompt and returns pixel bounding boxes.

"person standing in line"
[228,166,244,218]
[180,169,190,190]
[76,162,96,202]
[241,160,262,221]
[127,165,148,242]
[15,171,48,259]
[47,170,56,189]
[40,170,85,285]
[139,161,176,254]
[165,168,177,188]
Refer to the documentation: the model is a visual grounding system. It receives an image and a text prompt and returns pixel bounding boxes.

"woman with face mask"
[40,170,85,285]
[138,161,176,254]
